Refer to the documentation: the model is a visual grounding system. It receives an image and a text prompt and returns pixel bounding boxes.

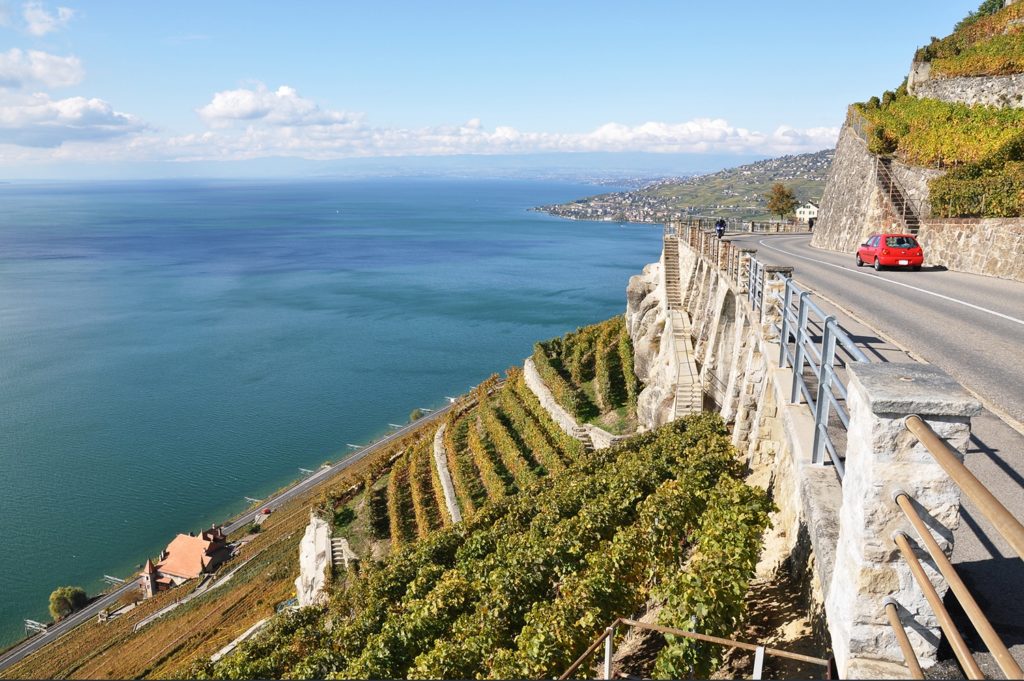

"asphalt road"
[732,233,1024,666]
[0,401,456,673]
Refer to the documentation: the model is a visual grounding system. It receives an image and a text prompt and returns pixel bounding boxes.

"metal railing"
[875,157,921,233]
[672,216,812,234]
[559,617,832,680]
[776,278,869,480]
[886,416,1024,680]
[668,222,868,480]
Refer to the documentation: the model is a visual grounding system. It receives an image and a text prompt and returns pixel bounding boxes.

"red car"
[856,233,924,271]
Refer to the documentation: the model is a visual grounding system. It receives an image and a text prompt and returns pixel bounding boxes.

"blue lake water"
[0,178,660,646]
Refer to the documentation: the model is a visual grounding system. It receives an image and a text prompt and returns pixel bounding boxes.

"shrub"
[48,586,87,621]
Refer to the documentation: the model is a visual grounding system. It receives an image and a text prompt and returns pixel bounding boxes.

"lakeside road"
[729,233,1024,664]
[0,401,457,673]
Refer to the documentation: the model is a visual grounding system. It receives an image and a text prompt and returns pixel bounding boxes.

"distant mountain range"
[536,149,834,222]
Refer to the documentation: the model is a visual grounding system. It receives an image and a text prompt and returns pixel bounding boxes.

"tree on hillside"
[765,183,798,222]
[48,586,88,621]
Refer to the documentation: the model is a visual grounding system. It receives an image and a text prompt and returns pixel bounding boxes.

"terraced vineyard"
[532,315,639,433]
[191,414,772,680]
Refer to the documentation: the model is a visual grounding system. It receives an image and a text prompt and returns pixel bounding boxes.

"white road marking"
[755,238,1024,328]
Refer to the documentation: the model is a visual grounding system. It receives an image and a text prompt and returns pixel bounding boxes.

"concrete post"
[826,363,981,679]
[759,266,792,342]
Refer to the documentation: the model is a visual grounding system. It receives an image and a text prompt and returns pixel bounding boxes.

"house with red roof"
[140,525,229,598]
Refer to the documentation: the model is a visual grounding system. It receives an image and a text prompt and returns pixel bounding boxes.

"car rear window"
[886,236,918,248]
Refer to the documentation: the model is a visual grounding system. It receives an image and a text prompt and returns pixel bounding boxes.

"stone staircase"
[331,537,358,569]
[663,237,682,310]
[572,426,595,453]
[669,310,702,418]
[876,158,921,234]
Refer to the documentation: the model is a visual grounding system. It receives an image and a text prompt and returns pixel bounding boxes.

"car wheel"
[874,258,882,271]
[856,255,864,267]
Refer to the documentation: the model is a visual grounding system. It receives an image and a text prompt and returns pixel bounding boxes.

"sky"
[0,1,974,178]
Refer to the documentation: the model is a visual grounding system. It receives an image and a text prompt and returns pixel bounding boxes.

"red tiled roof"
[156,532,225,580]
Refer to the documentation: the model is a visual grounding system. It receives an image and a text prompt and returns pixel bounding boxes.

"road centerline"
[754,238,1024,327]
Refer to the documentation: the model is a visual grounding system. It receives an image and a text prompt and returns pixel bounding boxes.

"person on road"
[715,218,726,239]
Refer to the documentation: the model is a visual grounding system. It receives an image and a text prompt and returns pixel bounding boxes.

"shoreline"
[0,401,456,671]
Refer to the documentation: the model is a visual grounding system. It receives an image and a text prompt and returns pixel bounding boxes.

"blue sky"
[0,1,974,177]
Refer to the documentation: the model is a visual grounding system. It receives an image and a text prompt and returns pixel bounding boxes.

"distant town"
[536,149,833,223]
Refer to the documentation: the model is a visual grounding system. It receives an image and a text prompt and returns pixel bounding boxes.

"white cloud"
[198,84,355,127]
[0,92,144,147]
[22,1,73,36]
[0,48,83,88]
[0,83,839,163]
[184,83,839,161]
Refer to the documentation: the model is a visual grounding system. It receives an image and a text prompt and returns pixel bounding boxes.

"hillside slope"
[537,150,833,223]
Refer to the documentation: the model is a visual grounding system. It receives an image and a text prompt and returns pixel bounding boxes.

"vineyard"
[532,316,639,434]
[192,413,772,680]
[915,1,1024,78]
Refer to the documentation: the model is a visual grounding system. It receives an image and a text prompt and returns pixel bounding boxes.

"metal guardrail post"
[778,280,794,368]
[789,292,811,403]
[603,624,615,680]
[752,646,765,680]
[811,317,838,467]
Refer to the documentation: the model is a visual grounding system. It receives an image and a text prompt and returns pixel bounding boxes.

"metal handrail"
[875,158,921,232]
[559,617,831,680]
[893,491,1023,679]
[774,275,868,478]
[883,599,925,679]
[893,532,984,679]
[905,415,1024,560]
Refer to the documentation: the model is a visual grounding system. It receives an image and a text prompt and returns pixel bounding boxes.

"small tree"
[409,408,425,422]
[765,183,799,222]
[48,586,88,621]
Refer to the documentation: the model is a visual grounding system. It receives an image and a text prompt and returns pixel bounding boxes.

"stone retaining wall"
[909,67,1024,109]
[918,218,1024,282]
[431,424,462,523]
[521,358,620,449]
[812,126,879,252]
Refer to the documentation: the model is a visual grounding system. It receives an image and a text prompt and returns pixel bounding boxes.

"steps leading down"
[663,237,682,310]
[670,308,702,419]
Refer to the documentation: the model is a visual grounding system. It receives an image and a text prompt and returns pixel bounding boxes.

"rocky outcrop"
[294,512,330,607]
[625,262,677,429]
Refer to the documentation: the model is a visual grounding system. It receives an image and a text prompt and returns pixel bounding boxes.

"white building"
[796,201,819,223]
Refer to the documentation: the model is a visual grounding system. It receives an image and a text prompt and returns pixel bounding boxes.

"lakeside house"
[796,201,819,223]
[140,526,229,598]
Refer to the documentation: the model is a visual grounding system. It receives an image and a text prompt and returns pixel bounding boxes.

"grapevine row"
[408,438,444,537]
[509,368,584,463]
[478,395,540,489]
[385,452,416,548]
[497,375,564,475]
[465,413,511,500]
[443,415,485,517]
